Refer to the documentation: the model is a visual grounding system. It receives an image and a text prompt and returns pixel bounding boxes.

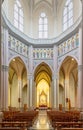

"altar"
[39,104,48,110]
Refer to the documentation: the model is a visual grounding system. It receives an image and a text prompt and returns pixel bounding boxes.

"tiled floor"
[29,110,54,130]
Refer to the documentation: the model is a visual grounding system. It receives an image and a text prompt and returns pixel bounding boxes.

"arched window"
[63,0,73,31]
[14,0,23,32]
[39,12,48,38]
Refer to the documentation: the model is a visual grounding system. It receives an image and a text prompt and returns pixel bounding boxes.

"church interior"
[0,0,83,129]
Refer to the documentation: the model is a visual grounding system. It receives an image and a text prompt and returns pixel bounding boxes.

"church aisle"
[29,110,54,130]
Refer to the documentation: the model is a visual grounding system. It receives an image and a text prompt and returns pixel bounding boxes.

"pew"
[0,128,23,130]
[53,122,83,129]
[0,121,26,127]
[61,128,83,130]
[47,110,80,128]
[2,110,38,128]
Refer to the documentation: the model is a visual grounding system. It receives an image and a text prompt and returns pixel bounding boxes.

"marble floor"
[29,110,54,130]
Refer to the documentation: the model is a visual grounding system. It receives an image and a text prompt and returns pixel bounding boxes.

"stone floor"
[29,110,54,130]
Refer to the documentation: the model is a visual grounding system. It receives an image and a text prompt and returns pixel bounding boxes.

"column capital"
[28,73,33,80]
[78,65,83,71]
[2,65,9,71]
[52,73,58,80]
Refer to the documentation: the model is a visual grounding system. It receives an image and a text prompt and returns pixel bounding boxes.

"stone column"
[28,74,33,107]
[27,77,30,108]
[1,28,9,110]
[28,45,33,108]
[33,81,36,107]
[0,0,2,109]
[77,0,83,109]
[56,74,59,109]
[78,27,83,109]
[53,75,57,108]
[53,45,58,108]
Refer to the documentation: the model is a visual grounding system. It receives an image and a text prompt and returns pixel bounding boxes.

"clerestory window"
[39,12,48,38]
[63,0,73,31]
[14,0,23,32]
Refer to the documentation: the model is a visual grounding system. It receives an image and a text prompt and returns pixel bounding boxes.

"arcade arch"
[59,56,78,109]
[8,57,27,108]
[34,62,52,107]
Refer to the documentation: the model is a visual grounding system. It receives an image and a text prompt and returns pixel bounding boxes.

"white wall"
[11,74,19,108]
[69,73,75,107]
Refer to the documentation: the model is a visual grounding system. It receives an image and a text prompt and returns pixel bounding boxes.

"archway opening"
[59,56,78,109]
[34,62,52,107]
[37,79,49,107]
[8,57,27,109]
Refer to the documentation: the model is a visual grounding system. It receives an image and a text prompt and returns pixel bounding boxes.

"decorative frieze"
[33,48,53,59]
[8,34,28,57]
[58,33,79,56]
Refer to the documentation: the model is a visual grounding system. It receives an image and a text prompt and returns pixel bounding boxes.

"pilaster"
[0,0,2,109]
[77,0,83,108]
[28,74,33,108]
[77,25,83,109]
[53,45,58,108]
[1,28,9,110]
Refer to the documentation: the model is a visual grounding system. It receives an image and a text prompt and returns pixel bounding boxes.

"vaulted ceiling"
[25,0,63,9]
[34,62,52,85]
[9,57,27,83]
[60,56,78,83]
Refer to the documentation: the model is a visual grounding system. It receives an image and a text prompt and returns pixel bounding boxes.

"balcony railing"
[58,33,79,57]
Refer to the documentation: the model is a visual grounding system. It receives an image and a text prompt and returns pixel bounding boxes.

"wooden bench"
[61,128,83,130]
[0,122,26,127]
[3,111,38,127]
[0,128,24,130]
[53,122,83,129]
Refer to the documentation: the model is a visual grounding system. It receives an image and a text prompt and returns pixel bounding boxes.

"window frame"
[63,0,73,31]
[38,12,48,39]
[14,0,24,32]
